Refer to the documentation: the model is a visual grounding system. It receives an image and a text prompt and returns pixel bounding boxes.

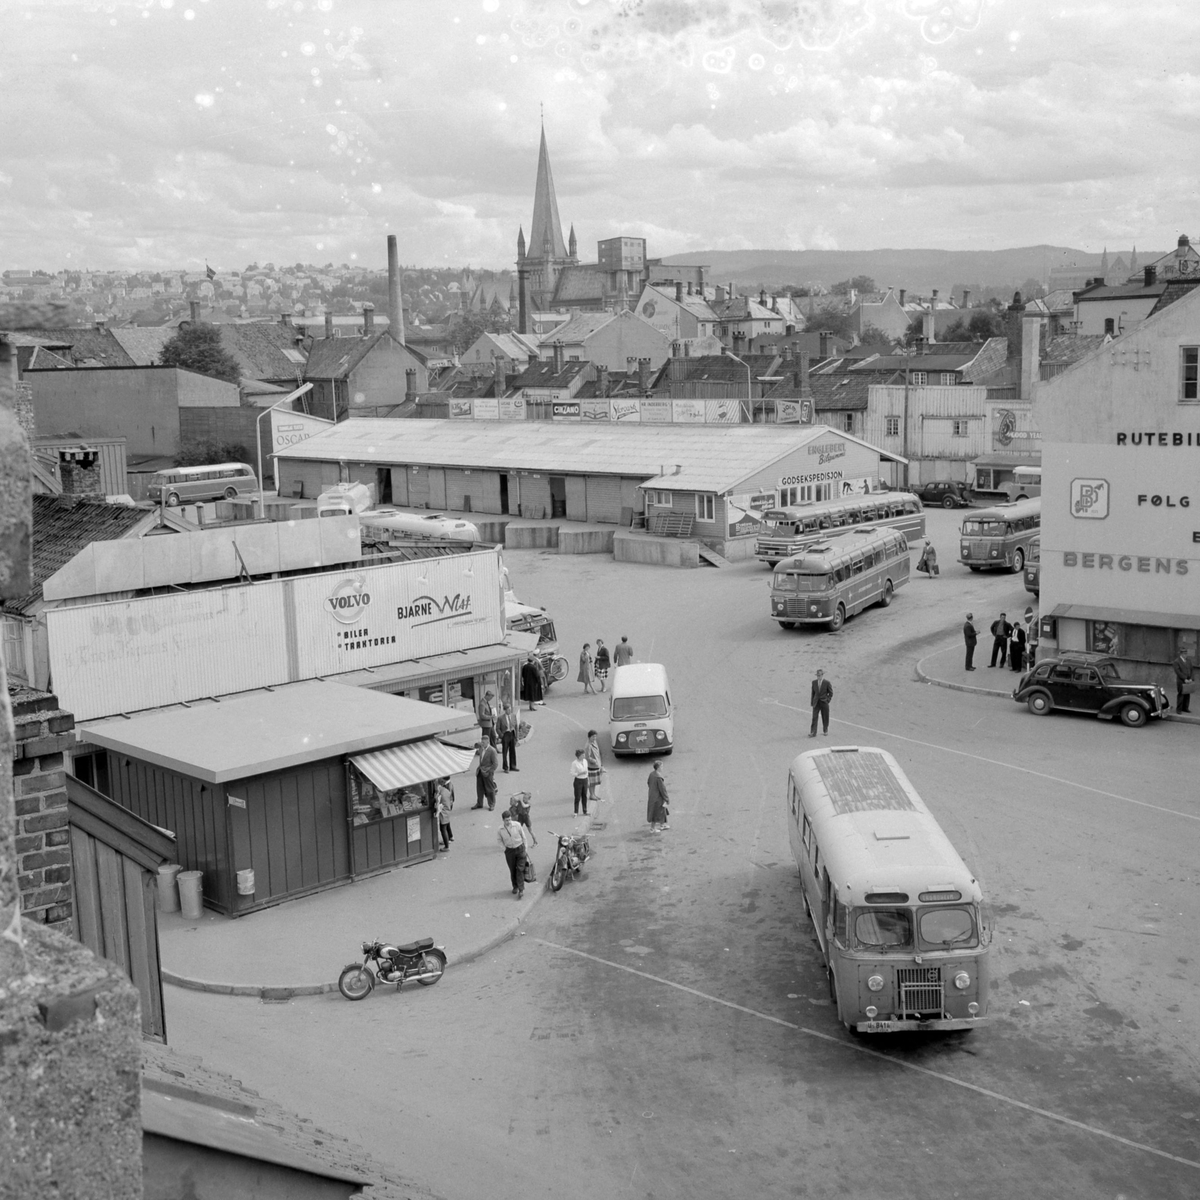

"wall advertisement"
[47,550,506,722]
[449,398,474,419]
[498,395,526,420]
[611,399,641,423]
[581,400,611,421]
[726,491,777,538]
[474,397,500,420]
[672,400,705,424]
[551,401,581,420]
[705,400,742,424]
[988,403,1041,453]
[270,409,334,454]
[640,399,671,424]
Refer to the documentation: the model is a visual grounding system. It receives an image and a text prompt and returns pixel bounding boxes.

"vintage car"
[911,480,972,509]
[1012,652,1169,727]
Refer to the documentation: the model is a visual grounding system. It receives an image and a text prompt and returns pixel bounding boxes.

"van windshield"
[612,695,668,720]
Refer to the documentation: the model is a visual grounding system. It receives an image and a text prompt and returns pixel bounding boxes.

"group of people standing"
[962,611,1035,672]
[577,635,634,693]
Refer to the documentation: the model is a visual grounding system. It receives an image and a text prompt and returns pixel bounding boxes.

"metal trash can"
[156,863,183,913]
[177,870,204,920]
[236,868,255,896]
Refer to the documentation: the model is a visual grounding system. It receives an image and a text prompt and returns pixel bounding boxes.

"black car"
[1012,652,1168,727]
[912,480,972,509]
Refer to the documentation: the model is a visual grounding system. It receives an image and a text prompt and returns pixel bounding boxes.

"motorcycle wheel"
[338,964,375,1001]
[416,949,447,986]
[549,858,566,892]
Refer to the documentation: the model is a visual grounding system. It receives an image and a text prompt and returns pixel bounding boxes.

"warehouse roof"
[274,418,899,494]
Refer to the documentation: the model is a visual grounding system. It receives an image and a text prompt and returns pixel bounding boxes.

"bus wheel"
[1119,703,1147,728]
[165,491,180,507]
[778,621,795,630]
[1011,549,1025,574]
[223,486,238,500]
[879,580,894,607]
[1016,494,1029,501]
[829,604,846,631]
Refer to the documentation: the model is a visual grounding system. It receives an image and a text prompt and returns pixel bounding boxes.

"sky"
[3,0,1198,272]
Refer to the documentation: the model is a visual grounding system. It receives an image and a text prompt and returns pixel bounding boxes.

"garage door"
[566,476,587,521]
[520,475,551,519]
[429,469,447,509]
[585,476,623,524]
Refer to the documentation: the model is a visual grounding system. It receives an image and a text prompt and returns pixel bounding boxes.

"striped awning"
[350,739,476,791]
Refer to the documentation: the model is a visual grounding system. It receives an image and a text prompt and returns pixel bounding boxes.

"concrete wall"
[179,405,263,468]
[613,530,699,568]
[28,367,235,458]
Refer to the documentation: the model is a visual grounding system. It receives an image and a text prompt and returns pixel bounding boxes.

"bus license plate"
[864,1019,895,1033]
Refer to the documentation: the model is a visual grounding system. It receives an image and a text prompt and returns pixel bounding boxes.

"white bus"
[770,527,910,631]
[754,491,925,567]
[787,746,991,1034]
[148,462,258,507]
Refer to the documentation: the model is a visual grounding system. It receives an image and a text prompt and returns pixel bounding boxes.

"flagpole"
[256,383,313,519]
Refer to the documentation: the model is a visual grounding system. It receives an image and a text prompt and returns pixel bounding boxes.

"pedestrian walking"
[808,668,833,737]
[509,791,537,845]
[917,541,939,577]
[586,729,603,804]
[613,636,634,667]
[476,689,498,745]
[963,612,978,671]
[497,810,532,898]
[571,747,590,816]
[578,643,596,694]
[472,738,499,810]
[1009,623,1027,673]
[1173,648,1195,714]
[988,612,1013,668]
[520,653,545,711]
[593,639,611,691]
[435,777,454,851]
[647,760,670,832]
[498,701,520,772]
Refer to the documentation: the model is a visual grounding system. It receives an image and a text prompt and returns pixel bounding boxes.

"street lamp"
[255,382,314,519]
[721,348,753,423]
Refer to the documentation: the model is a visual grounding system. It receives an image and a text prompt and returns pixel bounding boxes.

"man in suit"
[472,739,500,810]
[963,612,978,671]
[989,612,1013,668]
[497,701,519,772]
[808,669,833,737]
[613,636,634,667]
[476,689,498,746]
[1173,649,1194,714]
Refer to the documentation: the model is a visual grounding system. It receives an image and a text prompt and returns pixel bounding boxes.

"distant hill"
[662,246,1163,295]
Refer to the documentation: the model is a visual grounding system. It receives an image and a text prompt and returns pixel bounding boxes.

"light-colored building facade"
[1035,284,1200,689]
[538,309,672,372]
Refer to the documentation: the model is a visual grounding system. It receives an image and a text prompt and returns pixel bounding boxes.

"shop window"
[695,494,715,522]
[885,416,900,437]
[1088,621,1176,664]
[1181,347,1199,402]
[350,771,430,827]
[952,420,968,437]
[975,468,994,490]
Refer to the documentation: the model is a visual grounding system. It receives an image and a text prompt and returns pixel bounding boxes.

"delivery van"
[609,663,674,757]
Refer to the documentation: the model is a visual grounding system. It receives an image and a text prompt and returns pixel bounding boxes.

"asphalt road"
[167,509,1200,1199]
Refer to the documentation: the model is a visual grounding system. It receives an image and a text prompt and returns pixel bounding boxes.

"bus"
[787,746,990,1034]
[1002,464,1042,502]
[770,527,910,631]
[148,462,258,507]
[754,491,925,566]
[958,497,1040,573]
[1024,536,1040,596]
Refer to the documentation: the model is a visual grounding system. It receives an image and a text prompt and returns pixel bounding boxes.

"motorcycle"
[547,830,593,892]
[337,937,447,1001]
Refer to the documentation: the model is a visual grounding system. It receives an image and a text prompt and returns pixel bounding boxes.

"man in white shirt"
[497,810,532,898]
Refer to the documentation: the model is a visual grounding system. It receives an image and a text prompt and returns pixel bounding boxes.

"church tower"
[517,122,570,334]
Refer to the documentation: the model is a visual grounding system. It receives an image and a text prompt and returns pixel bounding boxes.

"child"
[436,777,454,851]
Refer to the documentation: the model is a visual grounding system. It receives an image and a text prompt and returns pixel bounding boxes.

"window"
[647,491,672,507]
[695,493,715,522]
[952,420,968,437]
[841,413,854,433]
[815,482,833,502]
[782,485,813,506]
[940,372,957,385]
[1182,347,1199,402]
[2,618,27,682]
[911,371,927,386]
[885,416,900,437]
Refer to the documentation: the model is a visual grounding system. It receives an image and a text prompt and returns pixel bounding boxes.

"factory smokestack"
[387,233,405,344]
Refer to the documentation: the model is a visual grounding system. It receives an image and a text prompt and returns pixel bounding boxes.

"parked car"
[911,480,972,508]
[1012,652,1169,727]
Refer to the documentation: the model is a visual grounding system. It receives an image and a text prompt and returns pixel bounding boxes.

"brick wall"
[10,685,75,927]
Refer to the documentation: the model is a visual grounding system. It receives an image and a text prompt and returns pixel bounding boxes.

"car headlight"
[954,971,971,990]
[867,974,884,992]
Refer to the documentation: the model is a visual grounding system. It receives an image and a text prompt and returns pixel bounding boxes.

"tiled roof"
[3,495,150,615]
[303,331,385,379]
[1041,333,1107,364]
[13,326,136,367]
[1147,278,1200,317]
[110,326,174,366]
[544,310,615,343]
[647,286,718,321]
[219,322,308,381]
[509,358,591,390]
[668,354,780,383]
[551,264,609,303]
[1076,281,1167,302]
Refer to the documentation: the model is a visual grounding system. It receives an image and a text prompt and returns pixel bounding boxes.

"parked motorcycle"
[547,830,593,892]
[337,937,447,1000]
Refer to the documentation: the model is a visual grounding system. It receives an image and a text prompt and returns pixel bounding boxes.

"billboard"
[474,396,500,420]
[449,398,474,418]
[672,400,705,424]
[47,550,506,722]
[640,399,671,424]
[705,400,741,424]
[499,395,526,420]
[581,400,610,421]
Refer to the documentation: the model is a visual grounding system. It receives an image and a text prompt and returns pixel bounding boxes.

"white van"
[1002,465,1042,502]
[609,663,674,756]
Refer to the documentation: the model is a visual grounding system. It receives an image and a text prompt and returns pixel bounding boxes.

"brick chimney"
[1005,290,1025,363]
[552,341,565,373]
[387,232,405,344]
[188,300,200,324]
[279,312,292,328]
[668,345,688,382]
[1144,265,1157,286]
[675,281,684,302]
[687,282,694,296]
[324,311,334,338]
[637,357,651,392]
[598,365,610,397]
[715,285,726,304]
[405,368,417,398]
[962,288,971,309]
[362,303,374,334]
[759,289,767,306]
[899,289,907,306]
[493,356,506,396]
[797,350,811,398]
[818,331,830,359]
[58,449,102,499]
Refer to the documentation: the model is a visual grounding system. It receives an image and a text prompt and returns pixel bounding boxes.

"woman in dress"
[578,643,596,694]
[593,639,611,692]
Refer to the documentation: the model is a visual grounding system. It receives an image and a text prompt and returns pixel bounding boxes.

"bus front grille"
[897,967,944,1017]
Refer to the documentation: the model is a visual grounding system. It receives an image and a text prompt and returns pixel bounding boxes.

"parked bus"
[1002,464,1042,503]
[770,527,910,632]
[958,497,1040,573]
[787,745,990,1034]
[148,462,258,507]
[1024,536,1040,596]
[754,491,925,566]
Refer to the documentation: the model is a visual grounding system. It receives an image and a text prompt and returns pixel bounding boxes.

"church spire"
[529,122,568,261]
[568,224,577,260]
[517,225,526,263]
[1129,245,1138,275]
[1100,246,1110,279]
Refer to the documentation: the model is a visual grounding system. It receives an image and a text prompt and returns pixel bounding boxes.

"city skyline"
[4,1,1194,273]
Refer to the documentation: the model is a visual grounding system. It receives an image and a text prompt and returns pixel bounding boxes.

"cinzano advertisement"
[48,551,505,721]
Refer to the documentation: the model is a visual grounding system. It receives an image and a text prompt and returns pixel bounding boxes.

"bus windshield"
[772,573,830,593]
[918,907,978,949]
[962,519,1009,537]
[612,695,668,720]
[853,908,913,949]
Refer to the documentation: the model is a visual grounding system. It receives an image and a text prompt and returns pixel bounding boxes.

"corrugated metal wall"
[225,762,350,911]
[520,475,552,519]
[429,468,448,509]
[566,476,587,520]
[391,466,409,506]
[446,468,502,514]
[277,458,337,500]
[585,476,622,522]
[108,754,232,912]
